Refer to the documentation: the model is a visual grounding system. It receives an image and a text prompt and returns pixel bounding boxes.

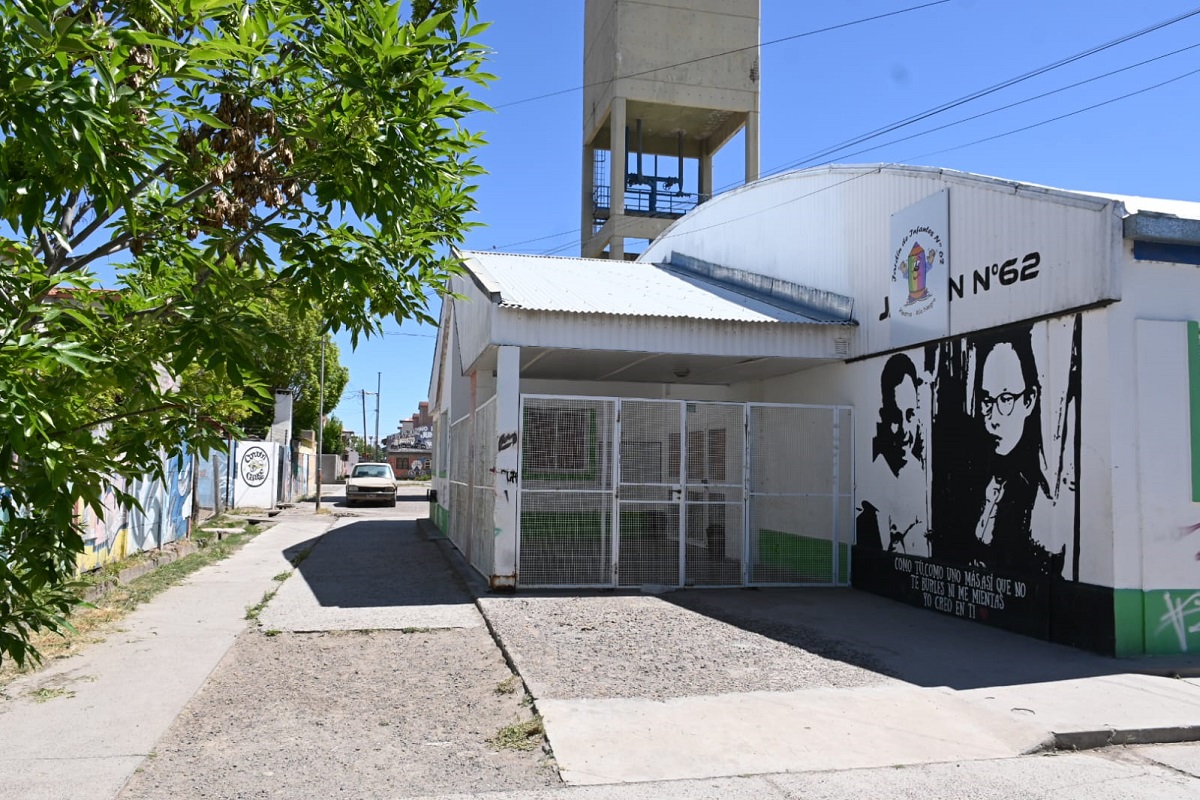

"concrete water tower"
[581,0,761,259]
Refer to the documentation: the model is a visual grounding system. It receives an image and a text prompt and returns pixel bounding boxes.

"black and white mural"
[855,315,1083,637]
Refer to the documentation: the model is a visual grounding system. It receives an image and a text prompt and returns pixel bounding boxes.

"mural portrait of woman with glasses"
[971,333,1049,564]
[922,319,1078,580]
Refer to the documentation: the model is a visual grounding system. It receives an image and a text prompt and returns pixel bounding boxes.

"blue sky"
[334,0,1200,438]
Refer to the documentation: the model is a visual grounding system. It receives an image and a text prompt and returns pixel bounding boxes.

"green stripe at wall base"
[1114,588,1200,656]
[1113,590,1145,657]
[1142,587,1200,655]
[757,529,851,584]
[430,503,449,535]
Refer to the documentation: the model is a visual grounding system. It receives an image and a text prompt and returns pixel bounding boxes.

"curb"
[82,540,201,602]
[415,518,553,754]
[1054,725,1200,751]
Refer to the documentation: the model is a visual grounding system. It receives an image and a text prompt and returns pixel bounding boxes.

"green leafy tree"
[0,0,490,666]
[321,415,345,455]
[242,304,350,435]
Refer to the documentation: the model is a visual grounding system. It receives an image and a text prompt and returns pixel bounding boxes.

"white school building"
[427,164,1200,656]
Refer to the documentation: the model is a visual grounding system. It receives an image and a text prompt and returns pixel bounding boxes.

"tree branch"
[61,164,169,265]
[71,402,186,434]
[60,140,297,277]
[32,190,85,266]
[35,227,56,267]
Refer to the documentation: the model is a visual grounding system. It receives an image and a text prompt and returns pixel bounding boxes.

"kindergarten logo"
[892,225,945,318]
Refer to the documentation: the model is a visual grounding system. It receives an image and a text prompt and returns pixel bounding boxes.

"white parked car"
[345,462,397,507]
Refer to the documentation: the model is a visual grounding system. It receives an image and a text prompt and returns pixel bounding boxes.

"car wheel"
[390,496,397,508]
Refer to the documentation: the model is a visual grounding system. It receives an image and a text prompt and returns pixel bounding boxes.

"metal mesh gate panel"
[837,407,853,584]
[516,395,850,588]
[518,397,615,586]
[448,414,471,564]
[617,400,682,588]
[748,405,847,584]
[684,403,745,586]
[471,398,496,579]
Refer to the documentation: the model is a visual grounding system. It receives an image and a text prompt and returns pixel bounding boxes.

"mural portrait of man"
[874,353,925,477]
[858,353,930,555]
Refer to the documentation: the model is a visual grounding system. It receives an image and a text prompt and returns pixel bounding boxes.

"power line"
[538,42,1200,259]
[742,5,1200,186]
[646,63,1200,249]
[492,1,952,110]
[905,65,1200,162]
[491,228,579,250]
[780,41,1200,173]
[503,7,1200,258]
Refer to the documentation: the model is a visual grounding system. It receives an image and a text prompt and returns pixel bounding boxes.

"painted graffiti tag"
[1158,591,1200,652]
[497,432,518,452]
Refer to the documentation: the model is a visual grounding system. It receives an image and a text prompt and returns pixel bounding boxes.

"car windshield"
[352,465,391,478]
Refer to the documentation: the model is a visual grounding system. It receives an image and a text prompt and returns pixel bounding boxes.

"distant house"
[387,447,431,479]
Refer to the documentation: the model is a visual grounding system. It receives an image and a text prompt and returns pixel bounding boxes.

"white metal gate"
[446,398,498,581]
[517,395,851,589]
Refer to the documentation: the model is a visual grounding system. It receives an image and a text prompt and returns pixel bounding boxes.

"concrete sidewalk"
[0,515,333,800]
[430,524,1200,786]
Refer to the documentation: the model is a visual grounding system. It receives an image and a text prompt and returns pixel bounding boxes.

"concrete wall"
[230,440,279,510]
[78,450,194,572]
[749,307,1114,650]
[1103,244,1200,653]
[583,0,759,146]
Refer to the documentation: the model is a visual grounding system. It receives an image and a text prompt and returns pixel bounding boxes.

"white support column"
[699,141,713,202]
[491,345,521,589]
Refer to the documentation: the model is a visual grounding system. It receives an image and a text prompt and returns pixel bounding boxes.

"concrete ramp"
[539,686,1053,785]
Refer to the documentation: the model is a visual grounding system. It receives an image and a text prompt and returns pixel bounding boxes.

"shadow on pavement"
[661,586,1200,690]
[286,518,473,609]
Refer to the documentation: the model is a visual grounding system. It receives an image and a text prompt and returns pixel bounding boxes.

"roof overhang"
[445,249,857,383]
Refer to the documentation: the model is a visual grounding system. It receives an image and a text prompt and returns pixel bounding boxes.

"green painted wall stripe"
[1113,589,1145,657]
[1190,321,1200,502]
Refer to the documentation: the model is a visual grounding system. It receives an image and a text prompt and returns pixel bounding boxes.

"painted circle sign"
[240,445,271,487]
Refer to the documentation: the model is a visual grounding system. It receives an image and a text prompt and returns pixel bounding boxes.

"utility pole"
[375,371,381,461]
[315,336,325,512]
[361,389,369,460]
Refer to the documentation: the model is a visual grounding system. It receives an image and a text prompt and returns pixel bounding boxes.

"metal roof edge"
[664,251,855,323]
[1123,211,1200,245]
[492,304,857,326]
[454,248,503,303]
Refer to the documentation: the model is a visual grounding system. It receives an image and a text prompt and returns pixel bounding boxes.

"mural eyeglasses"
[979,390,1032,417]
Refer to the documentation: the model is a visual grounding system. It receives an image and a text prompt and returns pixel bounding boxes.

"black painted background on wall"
[852,546,1050,639]
[853,545,1116,654]
[1049,579,1116,654]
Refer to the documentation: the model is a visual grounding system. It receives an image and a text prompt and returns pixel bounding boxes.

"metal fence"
[470,398,496,581]
[517,396,852,589]
[518,396,617,587]
[444,397,498,580]
[448,413,471,566]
